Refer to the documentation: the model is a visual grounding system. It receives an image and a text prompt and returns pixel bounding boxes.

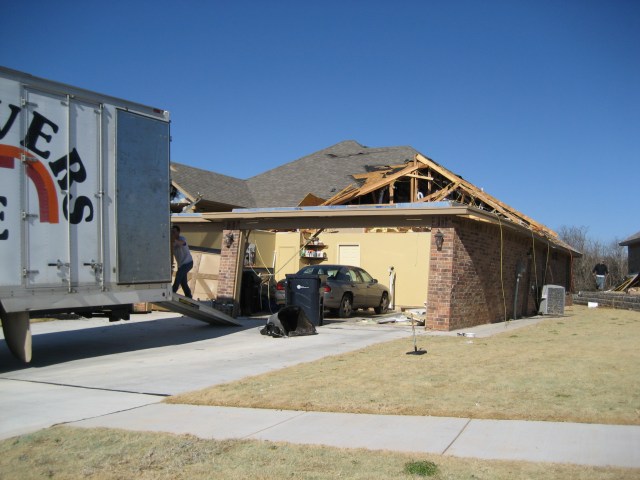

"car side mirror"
[372,279,378,284]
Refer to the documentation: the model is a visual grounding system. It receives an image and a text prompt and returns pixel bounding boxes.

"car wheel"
[338,294,353,318]
[374,292,389,314]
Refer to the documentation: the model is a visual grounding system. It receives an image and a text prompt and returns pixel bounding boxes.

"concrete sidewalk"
[71,403,640,468]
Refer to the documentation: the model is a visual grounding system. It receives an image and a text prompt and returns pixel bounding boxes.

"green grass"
[404,460,439,476]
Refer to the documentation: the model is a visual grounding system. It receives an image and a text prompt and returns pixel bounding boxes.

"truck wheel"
[338,294,353,318]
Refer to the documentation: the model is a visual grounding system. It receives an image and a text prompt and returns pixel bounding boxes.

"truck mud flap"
[155,293,240,326]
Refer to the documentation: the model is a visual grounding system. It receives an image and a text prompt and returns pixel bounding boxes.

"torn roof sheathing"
[321,152,559,241]
[611,273,640,292]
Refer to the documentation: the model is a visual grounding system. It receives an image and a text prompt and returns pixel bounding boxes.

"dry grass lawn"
[2,305,639,479]
[1,426,637,480]
[168,305,640,425]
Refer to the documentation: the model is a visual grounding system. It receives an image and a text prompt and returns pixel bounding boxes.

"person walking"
[171,225,193,298]
[592,260,609,291]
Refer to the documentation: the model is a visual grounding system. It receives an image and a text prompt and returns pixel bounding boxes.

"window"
[346,268,360,282]
[359,269,374,283]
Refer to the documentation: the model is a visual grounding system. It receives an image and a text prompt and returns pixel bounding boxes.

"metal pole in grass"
[406,313,426,355]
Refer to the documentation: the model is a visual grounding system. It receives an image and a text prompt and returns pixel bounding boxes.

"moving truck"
[0,66,173,362]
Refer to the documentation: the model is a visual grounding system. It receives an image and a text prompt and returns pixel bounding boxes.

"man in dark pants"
[592,260,609,290]
[171,225,193,298]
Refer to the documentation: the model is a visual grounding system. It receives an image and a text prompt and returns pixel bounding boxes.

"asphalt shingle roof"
[171,163,255,210]
[172,140,420,209]
[246,140,419,207]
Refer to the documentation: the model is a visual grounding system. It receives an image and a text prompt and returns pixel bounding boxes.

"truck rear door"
[115,109,171,284]
[22,87,102,289]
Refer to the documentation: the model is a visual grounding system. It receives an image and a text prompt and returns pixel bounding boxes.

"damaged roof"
[172,140,417,210]
[172,139,567,245]
[245,140,419,207]
[320,151,558,238]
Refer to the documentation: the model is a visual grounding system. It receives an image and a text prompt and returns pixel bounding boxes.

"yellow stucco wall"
[176,222,223,249]
[245,230,276,268]
[273,232,303,277]
[267,230,430,308]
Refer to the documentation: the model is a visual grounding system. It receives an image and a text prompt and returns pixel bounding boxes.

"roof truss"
[321,153,558,239]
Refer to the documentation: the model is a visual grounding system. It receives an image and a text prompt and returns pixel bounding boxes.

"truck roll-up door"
[115,110,171,284]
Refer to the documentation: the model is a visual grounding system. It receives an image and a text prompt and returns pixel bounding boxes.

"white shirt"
[173,235,193,267]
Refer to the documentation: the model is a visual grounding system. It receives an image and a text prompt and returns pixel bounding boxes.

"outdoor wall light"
[434,229,444,251]
[224,232,235,248]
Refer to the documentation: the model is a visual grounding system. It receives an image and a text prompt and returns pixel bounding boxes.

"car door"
[344,267,367,308]
[358,268,379,306]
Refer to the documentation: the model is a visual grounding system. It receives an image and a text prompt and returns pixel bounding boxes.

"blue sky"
[3,1,638,244]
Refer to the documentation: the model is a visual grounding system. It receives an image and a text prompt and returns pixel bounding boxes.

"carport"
[173,201,577,331]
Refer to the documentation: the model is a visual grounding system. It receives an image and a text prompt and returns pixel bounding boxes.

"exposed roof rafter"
[322,152,558,239]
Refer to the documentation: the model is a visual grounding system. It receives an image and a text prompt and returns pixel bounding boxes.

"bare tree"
[607,238,628,286]
[558,225,628,292]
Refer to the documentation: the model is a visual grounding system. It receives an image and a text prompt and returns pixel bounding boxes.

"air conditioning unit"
[539,285,565,315]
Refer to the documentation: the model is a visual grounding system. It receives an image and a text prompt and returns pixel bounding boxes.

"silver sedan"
[279,264,390,318]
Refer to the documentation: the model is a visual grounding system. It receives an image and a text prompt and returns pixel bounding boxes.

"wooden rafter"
[414,154,557,237]
[405,173,434,181]
[320,151,559,239]
[418,181,458,203]
[320,184,359,206]
[325,161,423,205]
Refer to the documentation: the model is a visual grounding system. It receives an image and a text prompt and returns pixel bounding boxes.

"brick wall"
[427,216,572,331]
[217,219,573,326]
[216,229,242,315]
[573,291,640,311]
[426,218,454,330]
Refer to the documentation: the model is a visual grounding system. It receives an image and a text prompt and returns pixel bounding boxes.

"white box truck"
[0,66,173,362]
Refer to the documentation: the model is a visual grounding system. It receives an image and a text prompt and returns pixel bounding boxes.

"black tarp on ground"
[260,305,317,337]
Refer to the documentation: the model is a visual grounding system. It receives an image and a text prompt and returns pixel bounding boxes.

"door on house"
[338,244,360,267]
[276,246,297,276]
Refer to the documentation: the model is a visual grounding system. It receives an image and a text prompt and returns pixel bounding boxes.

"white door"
[22,88,102,288]
[276,246,297,276]
[338,244,360,266]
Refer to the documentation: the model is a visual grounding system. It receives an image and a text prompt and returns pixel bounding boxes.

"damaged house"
[170,140,579,330]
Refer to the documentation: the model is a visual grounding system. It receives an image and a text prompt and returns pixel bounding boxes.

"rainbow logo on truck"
[0,144,59,223]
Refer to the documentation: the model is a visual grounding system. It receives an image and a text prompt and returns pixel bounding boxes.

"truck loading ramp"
[155,293,241,326]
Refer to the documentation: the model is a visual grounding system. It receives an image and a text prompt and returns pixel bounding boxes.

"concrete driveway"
[0,310,413,440]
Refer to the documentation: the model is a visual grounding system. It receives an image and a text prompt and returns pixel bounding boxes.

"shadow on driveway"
[0,314,254,372]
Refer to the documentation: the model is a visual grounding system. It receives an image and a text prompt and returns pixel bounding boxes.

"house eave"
[174,202,579,256]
